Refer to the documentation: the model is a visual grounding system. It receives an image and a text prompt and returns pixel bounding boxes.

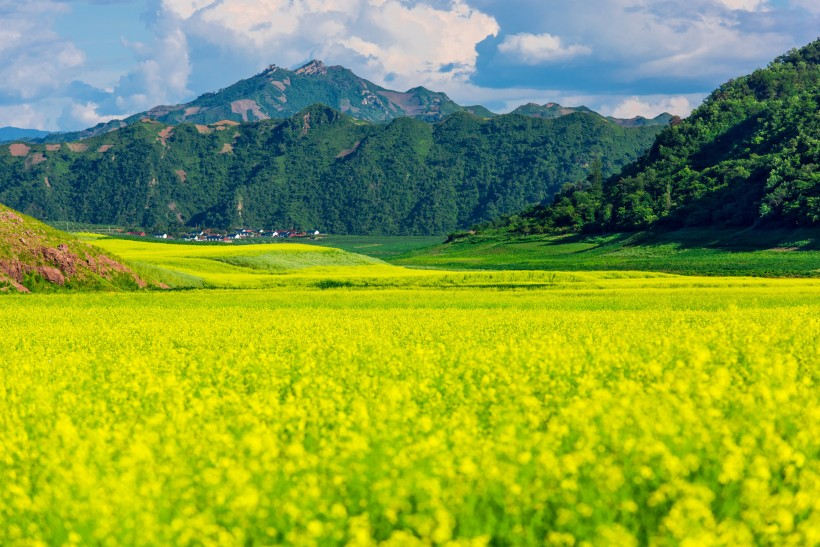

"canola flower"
[1,276,819,545]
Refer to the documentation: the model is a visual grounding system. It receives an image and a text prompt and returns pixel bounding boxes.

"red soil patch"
[9,143,30,157]
[25,153,46,168]
[195,125,212,135]
[175,169,187,183]
[67,143,89,153]
[219,143,233,154]
[97,144,114,153]
[46,144,62,152]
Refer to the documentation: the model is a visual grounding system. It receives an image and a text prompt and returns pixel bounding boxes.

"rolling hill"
[492,38,820,234]
[0,203,150,293]
[1,105,664,235]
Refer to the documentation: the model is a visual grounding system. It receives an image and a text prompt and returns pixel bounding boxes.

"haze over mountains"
[0,127,52,143]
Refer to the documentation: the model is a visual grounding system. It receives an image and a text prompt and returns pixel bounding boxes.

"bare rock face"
[36,266,65,285]
[42,244,77,277]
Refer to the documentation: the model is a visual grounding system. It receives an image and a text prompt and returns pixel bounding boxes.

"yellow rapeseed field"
[1,240,819,545]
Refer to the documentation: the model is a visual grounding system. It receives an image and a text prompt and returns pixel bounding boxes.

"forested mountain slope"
[494,39,820,234]
[1,106,663,234]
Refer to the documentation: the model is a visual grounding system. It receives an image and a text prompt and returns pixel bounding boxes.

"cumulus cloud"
[716,0,769,11]
[603,95,698,119]
[0,104,51,130]
[498,33,591,64]
[60,101,123,128]
[107,20,192,114]
[0,1,85,102]
[162,0,499,90]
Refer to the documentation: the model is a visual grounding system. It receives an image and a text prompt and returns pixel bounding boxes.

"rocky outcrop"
[0,205,151,293]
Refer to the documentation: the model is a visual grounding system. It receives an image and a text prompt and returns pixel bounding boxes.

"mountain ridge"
[0,127,52,143]
[482,38,820,234]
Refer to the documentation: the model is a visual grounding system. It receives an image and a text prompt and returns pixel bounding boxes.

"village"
[125,228,323,242]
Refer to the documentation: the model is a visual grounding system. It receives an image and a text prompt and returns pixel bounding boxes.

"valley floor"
[2,238,819,544]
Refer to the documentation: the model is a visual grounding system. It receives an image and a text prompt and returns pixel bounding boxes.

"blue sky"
[1,0,818,131]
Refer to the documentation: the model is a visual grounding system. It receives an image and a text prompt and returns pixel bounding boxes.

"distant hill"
[488,38,820,234]
[45,61,500,142]
[0,203,150,293]
[509,102,673,128]
[0,127,52,143]
[1,105,664,235]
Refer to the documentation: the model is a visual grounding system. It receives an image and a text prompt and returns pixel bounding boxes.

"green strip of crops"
[2,280,819,545]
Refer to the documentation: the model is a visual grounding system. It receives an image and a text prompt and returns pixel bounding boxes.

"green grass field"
[390,229,820,277]
[3,236,820,545]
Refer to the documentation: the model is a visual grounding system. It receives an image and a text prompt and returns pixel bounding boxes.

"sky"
[0,0,818,131]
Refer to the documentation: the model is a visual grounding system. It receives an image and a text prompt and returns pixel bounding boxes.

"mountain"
[0,202,149,293]
[509,102,674,128]
[0,127,52,143]
[45,61,499,143]
[1,105,664,235]
[490,38,820,234]
[510,102,595,119]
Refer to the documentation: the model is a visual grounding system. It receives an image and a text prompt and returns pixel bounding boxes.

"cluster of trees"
[0,106,662,234]
[493,39,820,234]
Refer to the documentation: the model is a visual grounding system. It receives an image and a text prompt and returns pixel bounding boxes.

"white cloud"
[110,21,191,113]
[63,101,122,127]
[162,0,498,90]
[0,104,50,130]
[0,1,85,101]
[604,95,698,119]
[717,0,768,11]
[791,0,820,14]
[498,33,592,64]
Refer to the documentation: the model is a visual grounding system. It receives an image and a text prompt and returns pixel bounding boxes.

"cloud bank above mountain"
[0,0,818,130]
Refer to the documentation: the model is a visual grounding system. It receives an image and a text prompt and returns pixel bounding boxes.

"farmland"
[2,236,820,545]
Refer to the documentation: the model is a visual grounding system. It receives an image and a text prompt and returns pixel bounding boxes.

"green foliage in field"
[1,279,819,545]
[394,228,820,277]
[0,106,662,234]
[497,39,820,233]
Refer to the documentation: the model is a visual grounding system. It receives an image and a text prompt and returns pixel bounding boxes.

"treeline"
[0,107,662,234]
[490,39,820,235]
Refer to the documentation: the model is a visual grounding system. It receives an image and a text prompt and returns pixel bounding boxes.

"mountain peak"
[296,60,328,76]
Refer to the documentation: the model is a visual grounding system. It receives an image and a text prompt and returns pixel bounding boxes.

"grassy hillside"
[1,106,663,235]
[0,203,150,293]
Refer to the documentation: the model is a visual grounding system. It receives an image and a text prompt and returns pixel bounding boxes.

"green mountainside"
[1,106,663,235]
[510,103,672,128]
[0,203,150,293]
[494,39,820,235]
[46,61,495,142]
